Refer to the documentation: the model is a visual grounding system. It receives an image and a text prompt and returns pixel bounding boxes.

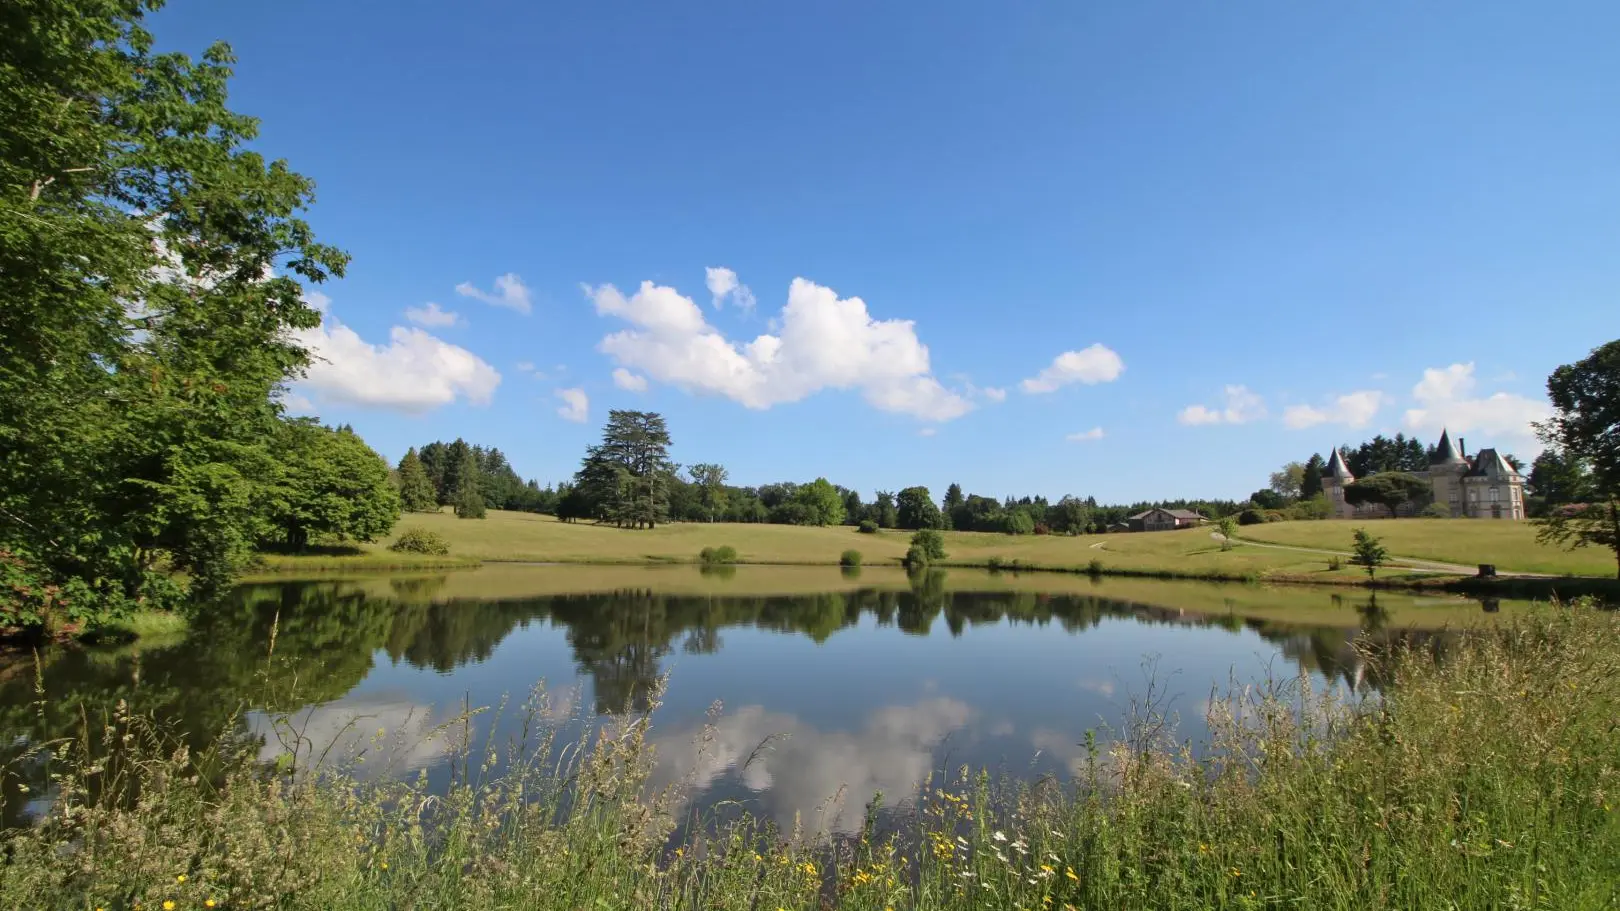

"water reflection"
[0,568,1522,830]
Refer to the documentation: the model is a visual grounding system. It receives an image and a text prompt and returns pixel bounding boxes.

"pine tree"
[452,449,485,518]
[1302,453,1325,499]
[396,448,439,512]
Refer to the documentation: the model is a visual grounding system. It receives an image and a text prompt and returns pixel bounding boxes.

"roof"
[1430,429,1466,465]
[1322,448,1354,480]
[1130,508,1203,520]
[1467,448,1519,479]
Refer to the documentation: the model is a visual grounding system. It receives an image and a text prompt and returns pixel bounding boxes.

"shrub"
[987,556,1024,573]
[839,549,862,567]
[904,529,947,567]
[388,528,450,556]
[1327,556,1344,571]
[698,545,738,565]
[1419,503,1452,519]
[1087,558,1104,576]
[1237,508,1267,526]
[857,519,879,534]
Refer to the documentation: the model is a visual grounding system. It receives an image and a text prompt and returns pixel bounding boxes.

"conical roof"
[1323,448,1354,480]
[1431,428,1466,465]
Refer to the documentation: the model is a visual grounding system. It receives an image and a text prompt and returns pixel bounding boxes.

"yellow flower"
[206,902,217,909]
[1198,842,1210,855]
[1041,864,1055,874]
[1065,867,1079,882]
[674,847,684,858]
[163,903,175,911]
[380,861,389,870]
[1229,867,1242,878]
[176,874,187,883]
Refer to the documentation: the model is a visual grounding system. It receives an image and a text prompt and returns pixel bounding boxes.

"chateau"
[1322,429,1526,520]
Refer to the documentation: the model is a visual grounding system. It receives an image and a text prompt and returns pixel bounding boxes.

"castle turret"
[1322,448,1355,519]
[1428,428,1468,516]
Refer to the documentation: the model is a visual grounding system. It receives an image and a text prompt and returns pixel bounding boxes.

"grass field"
[1238,519,1614,577]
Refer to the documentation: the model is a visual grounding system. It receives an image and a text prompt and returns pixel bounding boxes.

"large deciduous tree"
[687,463,728,523]
[1342,472,1430,519]
[896,486,944,530]
[1269,462,1305,500]
[790,478,846,526]
[1536,339,1620,578]
[1,0,346,627]
[266,423,400,549]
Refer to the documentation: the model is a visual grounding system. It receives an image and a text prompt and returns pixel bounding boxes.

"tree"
[1342,472,1430,518]
[577,410,676,528]
[1268,462,1305,500]
[439,439,472,506]
[265,423,401,549]
[1536,339,1620,578]
[942,483,964,527]
[904,529,947,568]
[0,1,347,627]
[687,463,729,522]
[841,488,863,525]
[1527,447,1593,514]
[396,449,439,513]
[452,449,485,518]
[896,486,943,530]
[1351,528,1387,580]
[1048,496,1091,536]
[873,491,899,529]
[791,478,846,526]
[1216,515,1238,551]
[1301,454,1326,500]
[1001,509,1035,535]
[1249,489,1287,511]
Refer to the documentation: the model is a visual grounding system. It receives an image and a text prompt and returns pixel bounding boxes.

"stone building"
[1321,429,1526,520]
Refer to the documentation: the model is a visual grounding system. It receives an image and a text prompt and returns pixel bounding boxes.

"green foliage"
[857,519,879,534]
[388,528,450,556]
[1351,528,1388,579]
[1418,503,1453,519]
[264,422,401,549]
[687,462,729,522]
[904,528,948,568]
[1343,471,1431,518]
[789,477,846,526]
[1237,508,1266,526]
[698,545,738,565]
[451,448,486,519]
[872,490,899,528]
[1269,462,1306,500]
[896,486,943,530]
[1001,508,1035,535]
[1216,515,1238,550]
[570,411,675,528]
[1327,555,1344,571]
[838,549,861,567]
[395,448,439,512]
[1340,433,1430,476]
[1527,447,1593,516]
[0,0,347,629]
[1301,453,1326,499]
[1536,342,1620,578]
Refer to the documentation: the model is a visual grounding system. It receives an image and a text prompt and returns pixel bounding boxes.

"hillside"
[1237,519,1611,577]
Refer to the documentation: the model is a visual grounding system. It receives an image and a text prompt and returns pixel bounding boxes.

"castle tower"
[1428,429,1469,517]
[1461,448,1526,519]
[1321,447,1355,519]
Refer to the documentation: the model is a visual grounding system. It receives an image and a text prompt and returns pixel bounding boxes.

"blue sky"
[154,1,1618,502]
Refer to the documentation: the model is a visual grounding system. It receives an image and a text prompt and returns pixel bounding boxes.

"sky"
[151,1,1619,503]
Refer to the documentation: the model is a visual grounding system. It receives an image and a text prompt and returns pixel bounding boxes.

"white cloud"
[983,386,1008,403]
[555,387,589,423]
[1020,344,1126,394]
[1282,390,1385,430]
[1402,363,1549,441]
[291,297,500,412]
[705,266,757,312]
[612,367,648,392]
[456,272,532,314]
[587,275,972,422]
[404,301,459,328]
[1066,427,1105,442]
[1177,385,1266,426]
[918,427,938,437]
[515,361,535,373]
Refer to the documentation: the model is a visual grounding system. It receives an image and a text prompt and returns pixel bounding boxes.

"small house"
[1127,508,1205,533]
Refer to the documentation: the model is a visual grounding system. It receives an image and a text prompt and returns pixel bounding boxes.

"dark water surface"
[0,565,1526,831]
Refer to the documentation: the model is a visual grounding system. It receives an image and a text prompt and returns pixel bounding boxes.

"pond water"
[0,565,1526,832]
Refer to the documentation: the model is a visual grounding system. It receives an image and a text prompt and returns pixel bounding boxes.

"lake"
[0,565,1526,832]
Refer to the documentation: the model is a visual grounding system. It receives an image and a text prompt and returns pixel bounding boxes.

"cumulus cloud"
[1178,385,1266,426]
[1020,345,1126,394]
[648,698,973,835]
[555,387,589,422]
[291,297,500,412]
[404,301,459,328]
[1282,390,1385,430]
[1402,363,1550,440]
[248,697,455,781]
[1066,427,1105,442]
[705,266,757,311]
[612,367,648,392]
[587,275,972,422]
[456,273,532,314]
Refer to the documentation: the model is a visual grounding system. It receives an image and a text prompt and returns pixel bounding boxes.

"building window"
[1489,487,1499,502]
[1469,489,1478,502]
[1492,505,1502,519]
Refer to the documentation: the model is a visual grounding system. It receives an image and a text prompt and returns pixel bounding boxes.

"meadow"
[4,605,1617,910]
[254,510,1509,584]
[1236,518,1614,577]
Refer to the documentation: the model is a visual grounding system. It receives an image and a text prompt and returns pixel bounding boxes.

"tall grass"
[4,607,1618,909]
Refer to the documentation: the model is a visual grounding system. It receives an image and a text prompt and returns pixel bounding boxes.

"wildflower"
[1040,864,1055,874]
[163,904,175,911]
[176,875,187,883]
[1198,842,1210,855]
[206,902,217,909]
[800,861,818,877]
[1229,867,1242,878]
[380,861,389,870]
[674,847,684,858]
[1065,867,1079,882]
[992,831,1008,842]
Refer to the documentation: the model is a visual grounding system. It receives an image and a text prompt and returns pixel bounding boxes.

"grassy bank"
[1238,518,1614,577]
[256,510,1598,588]
[4,606,1617,909]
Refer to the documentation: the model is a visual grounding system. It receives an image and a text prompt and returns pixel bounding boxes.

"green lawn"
[254,510,1467,585]
[1238,519,1613,577]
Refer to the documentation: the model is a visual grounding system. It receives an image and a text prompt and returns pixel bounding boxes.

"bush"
[839,549,862,567]
[987,556,1024,572]
[904,529,947,567]
[1327,556,1344,571]
[698,545,738,565]
[388,528,450,556]
[1087,558,1104,576]
[857,519,879,534]
[1237,508,1267,526]
[1419,503,1453,519]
